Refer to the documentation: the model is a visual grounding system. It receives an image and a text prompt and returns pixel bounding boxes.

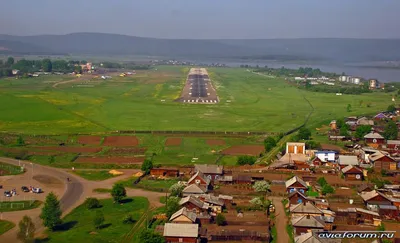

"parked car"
[32,187,42,194]
[21,186,29,192]
[4,191,11,197]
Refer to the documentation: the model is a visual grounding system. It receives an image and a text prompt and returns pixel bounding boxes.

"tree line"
[250,66,338,78]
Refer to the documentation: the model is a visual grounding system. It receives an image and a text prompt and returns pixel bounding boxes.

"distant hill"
[1,33,400,62]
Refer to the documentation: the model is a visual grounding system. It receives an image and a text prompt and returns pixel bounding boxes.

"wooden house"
[194,164,224,181]
[378,205,400,220]
[179,196,209,214]
[290,202,324,218]
[285,176,308,194]
[187,171,211,188]
[182,184,207,197]
[169,207,197,224]
[360,190,393,210]
[338,155,359,169]
[357,184,375,194]
[341,165,363,180]
[233,174,252,184]
[364,131,385,147]
[150,167,179,177]
[198,194,224,213]
[386,140,400,152]
[288,190,309,206]
[291,215,327,236]
[369,151,397,172]
[163,223,199,243]
[355,208,381,225]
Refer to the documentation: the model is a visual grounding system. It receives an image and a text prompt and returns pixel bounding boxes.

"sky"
[1,0,399,39]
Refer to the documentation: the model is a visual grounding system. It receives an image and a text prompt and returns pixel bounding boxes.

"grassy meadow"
[40,197,149,243]
[0,66,393,135]
[0,220,15,236]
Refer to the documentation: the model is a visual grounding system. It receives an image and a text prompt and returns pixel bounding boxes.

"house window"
[373,139,377,143]
[298,199,303,203]
[207,175,212,180]
[289,188,295,193]
[179,238,183,242]
[299,189,304,193]
[195,179,201,184]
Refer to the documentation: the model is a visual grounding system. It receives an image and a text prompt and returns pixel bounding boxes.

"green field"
[0,162,24,176]
[0,220,15,236]
[0,66,392,134]
[41,197,149,243]
[72,170,120,181]
[0,200,42,212]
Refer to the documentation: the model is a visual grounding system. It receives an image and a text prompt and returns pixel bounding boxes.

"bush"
[237,155,257,165]
[122,214,135,224]
[297,127,311,140]
[321,184,335,195]
[317,177,328,187]
[85,197,101,209]
[264,137,277,151]
[216,214,226,226]
[93,210,104,229]
[141,159,153,174]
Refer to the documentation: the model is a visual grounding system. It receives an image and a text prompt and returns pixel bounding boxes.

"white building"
[315,151,336,163]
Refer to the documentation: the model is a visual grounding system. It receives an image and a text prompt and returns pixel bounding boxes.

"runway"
[178,68,219,103]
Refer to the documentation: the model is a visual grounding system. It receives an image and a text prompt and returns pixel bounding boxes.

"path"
[270,196,290,243]
[52,77,89,88]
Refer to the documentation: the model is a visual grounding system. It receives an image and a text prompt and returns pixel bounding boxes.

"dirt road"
[270,196,290,243]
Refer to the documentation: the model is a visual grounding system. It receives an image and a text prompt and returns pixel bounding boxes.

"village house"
[198,194,224,213]
[329,120,337,130]
[360,190,393,211]
[150,167,179,177]
[378,205,400,220]
[341,165,363,180]
[285,176,308,194]
[182,184,208,197]
[314,151,337,164]
[357,184,375,194]
[357,117,374,126]
[163,223,199,243]
[386,140,400,152]
[294,232,341,243]
[335,207,381,226]
[188,171,211,188]
[194,164,224,181]
[169,207,197,224]
[369,151,398,172]
[338,155,359,169]
[233,174,253,184]
[179,196,209,213]
[291,215,327,236]
[374,112,388,121]
[354,208,381,226]
[364,131,385,147]
[288,190,309,205]
[290,201,324,218]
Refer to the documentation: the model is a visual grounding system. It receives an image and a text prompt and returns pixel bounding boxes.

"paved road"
[0,157,84,242]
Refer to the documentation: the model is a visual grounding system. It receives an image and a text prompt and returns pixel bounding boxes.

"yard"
[0,200,42,212]
[72,170,120,181]
[39,197,149,243]
[120,177,180,192]
[0,220,15,236]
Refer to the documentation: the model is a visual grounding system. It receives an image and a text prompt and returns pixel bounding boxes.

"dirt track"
[270,196,290,243]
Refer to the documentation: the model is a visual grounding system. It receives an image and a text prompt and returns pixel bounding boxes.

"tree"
[336,119,345,129]
[264,137,277,152]
[321,184,335,195]
[297,127,311,140]
[111,183,126,203]
[85,197,101,209]
[355,125,371,139]
[122,214,135,224]
[317,177,328,187]
[93,210,105,229]
[169,183,185,197]
[305,140,321,149]
[387,104,396,113]
[41,59,52,72]
[383,120,398,140]
[166,196,180,218]
[40,192,62,230]
[216,214,226,226]
[347,104,352,112]
[17,216,35,243]
[139,229,165,243]
[16,136,25,146]
[74,65,82,74]
[141,159,153,174]
[253,180,270,193]
[48,155,55,164]
[6,57,14,66]
[237,155,257,165]
[339,124,349,136]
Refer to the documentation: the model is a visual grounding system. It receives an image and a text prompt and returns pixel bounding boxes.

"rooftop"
[338,155,359,166]
[163,223,199,238]
[291,215,325,228]
[182,184,207,194]
[360,190,391,202]
[364,131,384,139]
[188,171,211,185]
[369,151,393,162]
[179,195,208,209]
[194,164,223,174]
[290,202,324,214]
[169,207,197,223]
[341,165,363,174]
[285,176,308,189]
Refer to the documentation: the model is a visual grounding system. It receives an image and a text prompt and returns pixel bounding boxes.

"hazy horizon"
[1,0,400,39]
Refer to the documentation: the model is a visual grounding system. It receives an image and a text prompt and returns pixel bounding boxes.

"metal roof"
[291,215,325,228]
[290,202,323,214]
[194,164,223,174]
[364,132,384,139]
[182,184,207,194]
[169,207,197,222]
[338,155,359,165]
[285,176,308,188]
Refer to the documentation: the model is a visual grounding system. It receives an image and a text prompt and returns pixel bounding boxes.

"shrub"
[122,214,135,224]
[216,214,226,226]
[237,155,257,165]
[85,197,101,209]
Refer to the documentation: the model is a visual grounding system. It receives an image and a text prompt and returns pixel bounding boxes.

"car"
[4,191,11,197]
[32,187,42,194]
[21,186,29,192]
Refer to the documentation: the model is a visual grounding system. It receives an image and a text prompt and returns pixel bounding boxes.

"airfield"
[178,68,219,103]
